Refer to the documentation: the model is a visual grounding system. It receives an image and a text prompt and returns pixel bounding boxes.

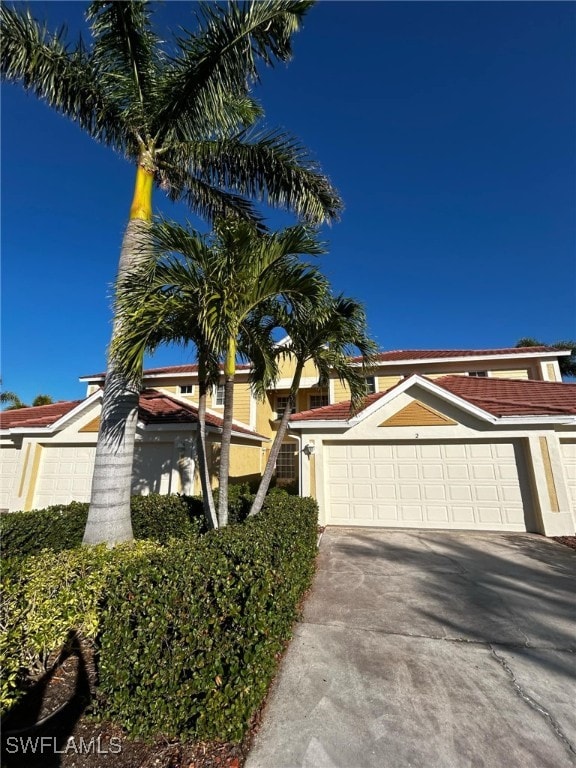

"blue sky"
[2,1,575,404]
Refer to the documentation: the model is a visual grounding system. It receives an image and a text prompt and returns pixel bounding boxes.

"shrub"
[0,542,158,712]
[0,495,198,558]
[97,495,318,741]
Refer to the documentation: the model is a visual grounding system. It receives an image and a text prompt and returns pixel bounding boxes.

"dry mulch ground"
[552,535,576,551]
[0,645,257,768]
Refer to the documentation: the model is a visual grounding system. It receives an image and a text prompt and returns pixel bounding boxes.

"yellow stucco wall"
[233,382,252,424]
[201,438,263,492]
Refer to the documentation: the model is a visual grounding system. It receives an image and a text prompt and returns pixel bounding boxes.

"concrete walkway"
[246,528,576,768]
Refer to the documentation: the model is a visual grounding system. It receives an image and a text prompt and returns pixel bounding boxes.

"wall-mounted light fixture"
[303,442,315,456]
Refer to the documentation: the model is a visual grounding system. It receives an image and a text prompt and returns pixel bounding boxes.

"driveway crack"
[489,645,576,761]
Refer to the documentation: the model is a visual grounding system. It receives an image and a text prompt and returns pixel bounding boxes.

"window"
[309,394,329,409]
[469,371,488,378]
[214,384,225,406]
[276,443,296,479]
[179,385,194,395]
[365,376,376,394]
[275,395,295,417]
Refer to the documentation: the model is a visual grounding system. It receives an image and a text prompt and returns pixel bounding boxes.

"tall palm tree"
[248,293,377,517]
[112,218,325,526]
[1,1,342,545]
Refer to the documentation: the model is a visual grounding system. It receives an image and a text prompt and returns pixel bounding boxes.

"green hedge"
[1,495,318,741]
[0,542,157,712]
[0,495,201,558]
[97,495,318,741]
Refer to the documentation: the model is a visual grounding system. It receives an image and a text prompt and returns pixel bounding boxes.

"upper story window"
[179,385,194,395]
[469,371,488,378]
[214,384,225,406]
[309,394,329,409]
[275,395,295,417]
[365,376,377,394]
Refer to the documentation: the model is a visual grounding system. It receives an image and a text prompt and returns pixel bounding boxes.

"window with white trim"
[214,384,225,406]
[309,394,329,409]
[365,376,376,394]
[179,385,194,395]
[276,443,296,479]
[469,371,488,377]
[275,395,295,417]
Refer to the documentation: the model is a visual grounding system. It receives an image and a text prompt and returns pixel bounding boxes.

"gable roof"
[1,390,266,440]
[0,401,82,429]
[290,375,576,423]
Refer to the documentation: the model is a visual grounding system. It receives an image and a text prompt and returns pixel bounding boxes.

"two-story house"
[1,346,575,536]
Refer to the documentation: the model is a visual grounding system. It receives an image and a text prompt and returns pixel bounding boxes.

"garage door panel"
[325,441,528,531]
[560,441,576,514]
[35,445,97,509]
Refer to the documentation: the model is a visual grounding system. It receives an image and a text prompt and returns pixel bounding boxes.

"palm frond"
[164,129,342,225]
[88,1,160,136]
[0,4,128,149]
[154,0,314,140]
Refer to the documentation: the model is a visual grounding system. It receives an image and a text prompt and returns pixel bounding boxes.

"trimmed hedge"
[1,495,318,741]
[0,542,157,711]
[0,494,201,558]
[97,495,318,741]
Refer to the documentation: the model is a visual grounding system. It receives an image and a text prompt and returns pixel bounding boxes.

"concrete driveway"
[246,528,576,768]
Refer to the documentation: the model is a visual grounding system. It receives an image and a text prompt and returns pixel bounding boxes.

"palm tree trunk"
[217,375,235,527]
[249,363,303,517]
[196,366,217,530]
[83,163,154,546]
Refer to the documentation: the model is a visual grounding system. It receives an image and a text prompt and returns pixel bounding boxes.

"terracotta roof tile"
[82,362,251,379]
[435,376,576,417]
[350,346,565,364]
[1,390,266,439]
[0,401,81,429]
[290,375,576,422]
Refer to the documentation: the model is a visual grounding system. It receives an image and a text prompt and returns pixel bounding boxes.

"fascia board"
[497,415,576,425]
[348,375,498,427]
[289,420,348,430]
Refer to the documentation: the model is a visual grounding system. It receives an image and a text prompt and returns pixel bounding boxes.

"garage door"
[0,446,19,510]
[325,441,528,531]
[560,440,576,514]
[34,445,96,509]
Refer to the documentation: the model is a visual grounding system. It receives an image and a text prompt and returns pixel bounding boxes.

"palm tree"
[248,292,378,517]
[0,391,26,410]
[516,338,576,378]
[32,394,54,407]
[1,1,342,545]
[112,217,325,527]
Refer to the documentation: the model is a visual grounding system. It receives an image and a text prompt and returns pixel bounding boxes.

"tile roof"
[290,375,576,422]
[0,401,82,429]
[1,390,266,439]
[81,346,567,380]
[435,376,576,417]
[350,346,565,364]
[82,362,251,379]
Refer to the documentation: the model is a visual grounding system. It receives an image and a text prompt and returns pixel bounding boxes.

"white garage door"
[560,440,576,514]
[34,445,96,509]
[325,441,528,531]
[0,446,20,510]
